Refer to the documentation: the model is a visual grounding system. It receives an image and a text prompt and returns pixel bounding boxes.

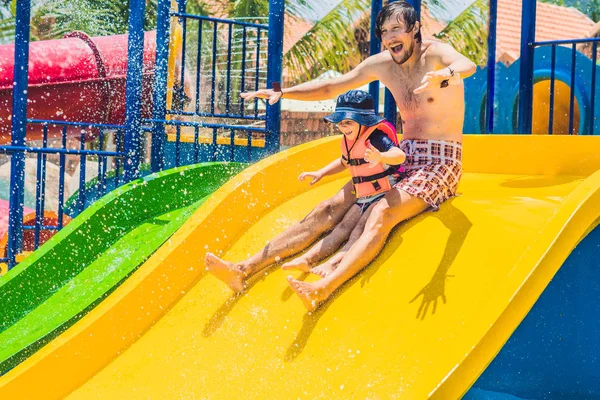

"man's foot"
[205,253,246,293]
[287,276,331,312]
[310,263,336,277]
[281,257,312,273]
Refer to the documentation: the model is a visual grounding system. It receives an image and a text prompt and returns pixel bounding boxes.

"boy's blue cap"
[324,90,385,127]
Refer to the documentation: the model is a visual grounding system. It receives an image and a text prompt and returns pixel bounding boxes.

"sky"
[303,0,476,23]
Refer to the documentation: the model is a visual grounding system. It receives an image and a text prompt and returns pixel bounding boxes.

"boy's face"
[337,120,361,141]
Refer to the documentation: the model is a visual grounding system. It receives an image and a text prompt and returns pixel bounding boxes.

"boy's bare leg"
[281,204,361,273]
[288,189,430,311]
[311,205,373,277]
[206,181,356,292]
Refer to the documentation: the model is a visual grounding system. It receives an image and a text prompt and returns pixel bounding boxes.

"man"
[206,1,477,308]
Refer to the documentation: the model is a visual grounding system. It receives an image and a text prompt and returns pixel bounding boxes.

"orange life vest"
[341,121,401,198]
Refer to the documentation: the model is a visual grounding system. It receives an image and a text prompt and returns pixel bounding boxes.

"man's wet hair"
[375,1,421,43]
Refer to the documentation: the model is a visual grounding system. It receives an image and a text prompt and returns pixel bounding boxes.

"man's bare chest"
[385,70,429,112]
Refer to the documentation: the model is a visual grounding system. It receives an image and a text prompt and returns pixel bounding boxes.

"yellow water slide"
[1,135,600,399]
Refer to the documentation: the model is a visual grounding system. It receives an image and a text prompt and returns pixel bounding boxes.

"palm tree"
[1,0,489,85]
[0,0,48,43]
[434,0,488,66]
[283,0,497,82]
[0,0,158,44]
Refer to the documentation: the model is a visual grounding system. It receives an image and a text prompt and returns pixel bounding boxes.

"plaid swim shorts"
[394,139,463,210]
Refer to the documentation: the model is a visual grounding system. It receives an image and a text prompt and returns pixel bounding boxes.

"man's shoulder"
[422,40,456,57]
[364,50,394,66]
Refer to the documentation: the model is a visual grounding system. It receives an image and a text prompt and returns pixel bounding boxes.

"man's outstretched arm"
[240,56,380,104]
[438,42,478,80]
[414,42,477,94]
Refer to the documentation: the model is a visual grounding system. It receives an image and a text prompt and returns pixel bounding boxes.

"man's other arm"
[240,55,382,104]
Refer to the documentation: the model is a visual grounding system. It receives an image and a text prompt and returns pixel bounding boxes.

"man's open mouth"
[390,43,403,54]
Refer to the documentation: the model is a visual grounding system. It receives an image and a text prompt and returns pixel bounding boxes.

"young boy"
[281,90,406,277]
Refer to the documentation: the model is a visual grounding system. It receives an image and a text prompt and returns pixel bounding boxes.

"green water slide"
[0,162,245,374]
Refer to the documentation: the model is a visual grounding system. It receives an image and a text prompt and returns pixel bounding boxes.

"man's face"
[380,14,418,65]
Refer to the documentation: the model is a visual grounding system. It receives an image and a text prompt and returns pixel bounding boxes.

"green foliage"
[34,0,158,39]
[284,0,370,81]
[0,0,159,43]
[434,0,488,66]
[540,0,600,21]
[0,0,491,85]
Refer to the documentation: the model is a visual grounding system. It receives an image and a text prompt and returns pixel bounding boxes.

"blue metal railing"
[383,0,421,128]
[1,0,138,268]
[6,0,31,268]
[517,0,537,134]
[1,121,127,258]
[531,37,600,135]
[368,0,383,112]
[2,0,284,270]
[149,2,277,171]
[485,0,498,134]
[166,12,269,120]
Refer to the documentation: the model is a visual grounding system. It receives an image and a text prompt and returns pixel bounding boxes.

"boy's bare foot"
[310,252,344,277]
[281,257,312,273]
[287,276,331,312]
[310,262,336,277]
[205,253,246,293]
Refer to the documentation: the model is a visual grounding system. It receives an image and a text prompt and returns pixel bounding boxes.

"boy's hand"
[241,88,283,105]
[299,171,322,185]
[364,143,383,166]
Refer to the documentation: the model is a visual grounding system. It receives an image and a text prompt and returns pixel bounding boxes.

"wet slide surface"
[0,162,245,375]
[1,136,599,399]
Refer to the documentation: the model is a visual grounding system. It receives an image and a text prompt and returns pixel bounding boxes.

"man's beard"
[391,42,414,65]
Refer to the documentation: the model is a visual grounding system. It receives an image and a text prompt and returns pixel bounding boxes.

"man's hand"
[299,171,323,185]
[364,143,383,166]
[413,68,454,94]
[240,88,283,105]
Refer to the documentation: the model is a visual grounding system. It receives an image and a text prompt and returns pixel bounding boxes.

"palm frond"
[284,0,370,82]
[433,0,488,65]
[0,0,47,43]
[284,0,314,22]
[33,0,158,40]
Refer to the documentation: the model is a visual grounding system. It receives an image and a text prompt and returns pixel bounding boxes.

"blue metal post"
[265,0,285,155]
[383,0,398,125]
[7,0,31,268]
[407,0,421,20]
[369,0,383,111]
[517,0,536,134]
[568,43,576,135]
[549,45,556,134]
[590,42,597,135]
[151,0,172,172]
[383,0,421,127]
[124,0,147,182]
[486,0,498,134]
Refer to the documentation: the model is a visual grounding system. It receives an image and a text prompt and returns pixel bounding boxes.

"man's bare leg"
[206,181,356,292]
[310,205,373,277]
[281,204,361,273]
[288,189,430,311]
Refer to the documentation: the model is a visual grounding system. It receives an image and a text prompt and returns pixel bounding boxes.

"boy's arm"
[365,132,406,166]
[373,147,406,166]
[320,157,348,176]
[365,144,406,165]
[241,55,381,105]
[299,157,347,185]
